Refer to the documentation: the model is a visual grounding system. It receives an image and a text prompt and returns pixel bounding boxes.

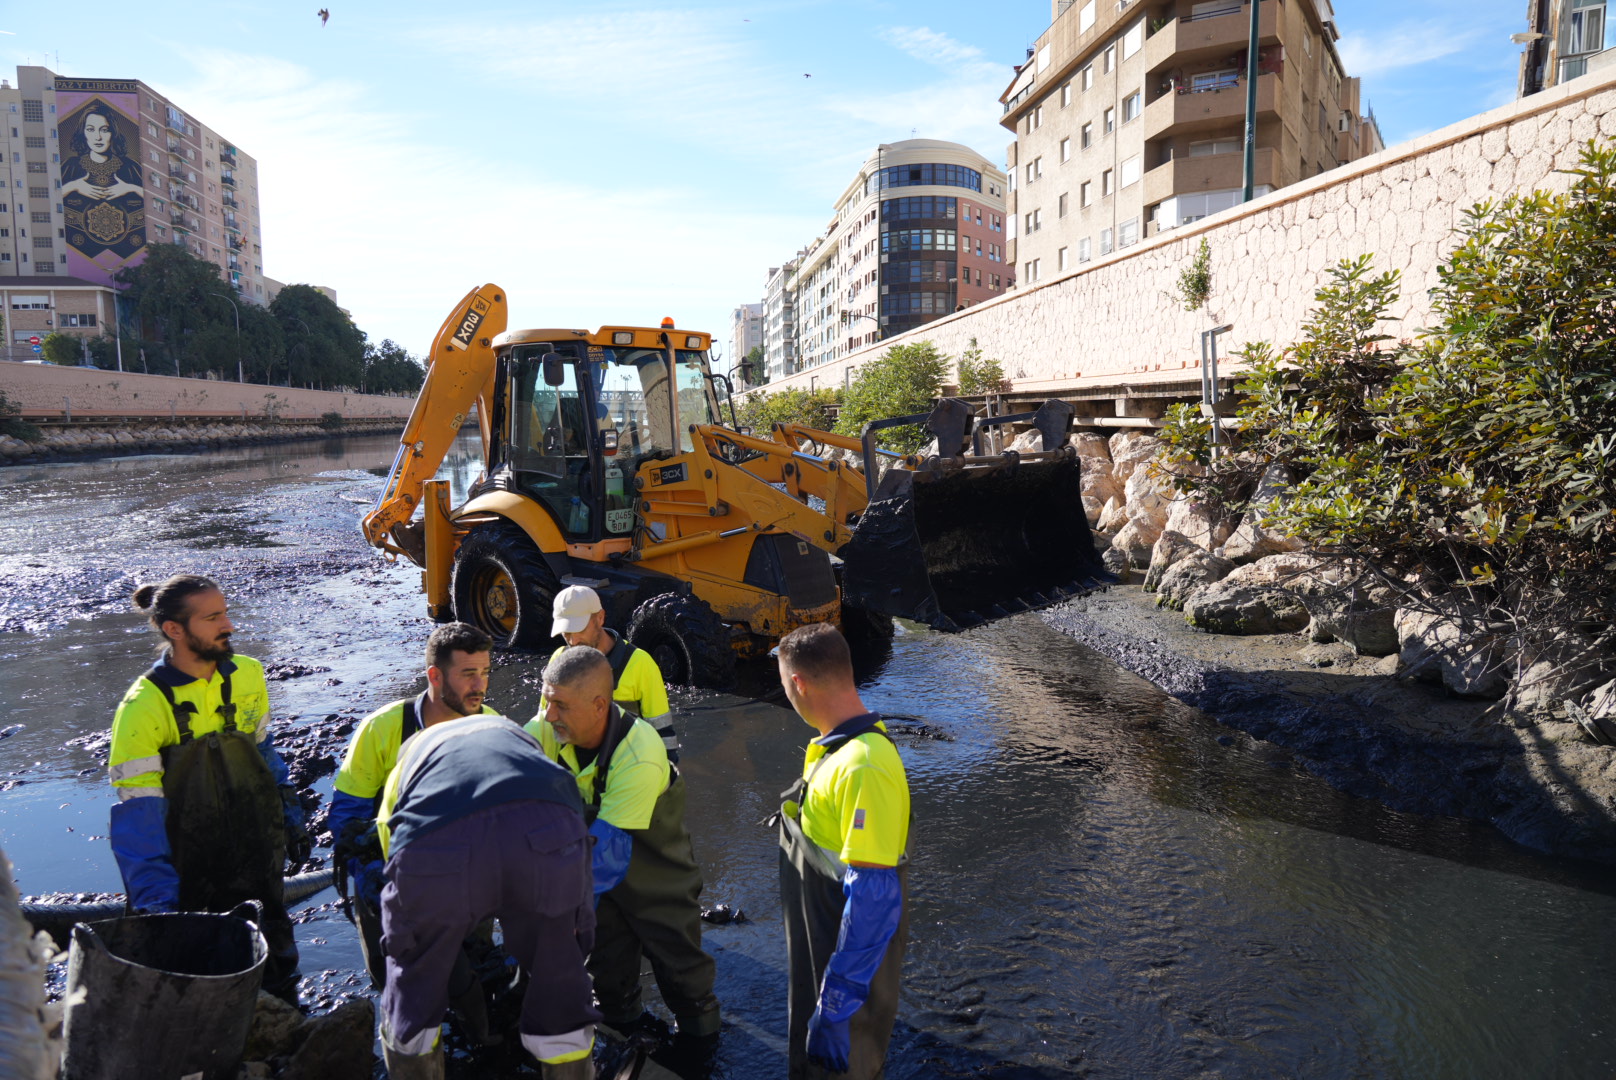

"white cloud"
[1337,20,1488,78]
[880,26,996,73]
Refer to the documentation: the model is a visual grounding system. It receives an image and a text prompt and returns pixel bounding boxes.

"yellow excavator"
[362,284,1106,687]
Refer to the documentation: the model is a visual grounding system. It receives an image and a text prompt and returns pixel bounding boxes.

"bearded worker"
[107,573,309,1002]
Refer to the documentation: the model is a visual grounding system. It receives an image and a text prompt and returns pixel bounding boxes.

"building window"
[1081,65,1094,91]
[1058,192,1069,217]
[867,163,983,194]
[1190,68,1240,92]
[1034,105,1044,129]
[1061,82,1073,107]
[1102,169,1114,196]
[1026,157,1042,182]
[1025,259,1041,282]
[1122,20,1143,58]
[1190,137,1242,156]
[1080,0,1096,31]
[1104,107,1115,134]
[60,313,97,328]
[22,99,43,122]
[1080,180,1092,207]
[1189,0,1242,17]
[1122,91,1142,122]
[1121,155,1141,187]
[1058,246,1070,271]
[1119,217,1139,247]
[1100,228,1114,254]
[1103,45,1115,73]
[30,212,49,224]
[1081,123,1093,150]
[1060,137,1072,162]
[1024,209,1042,232]
[1078,237,1092,262]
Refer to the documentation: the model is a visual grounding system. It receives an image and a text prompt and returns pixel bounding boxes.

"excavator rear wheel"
[451,519,561,651]
[627,592,736,690]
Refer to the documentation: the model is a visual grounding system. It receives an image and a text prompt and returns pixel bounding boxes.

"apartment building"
[761,260,798,383]
[1520,0,1613,95]
[1002,0,1382,286]
[729,302,764,379]
[784,139,1009,374]
[0,66,266,307]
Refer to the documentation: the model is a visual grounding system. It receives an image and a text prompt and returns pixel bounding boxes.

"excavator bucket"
[839,399,1112,631]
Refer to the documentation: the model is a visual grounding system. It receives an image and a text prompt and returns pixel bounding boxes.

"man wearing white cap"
[544,585,681,764]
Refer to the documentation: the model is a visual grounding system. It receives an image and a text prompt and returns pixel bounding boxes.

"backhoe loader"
[362,284,1107,688]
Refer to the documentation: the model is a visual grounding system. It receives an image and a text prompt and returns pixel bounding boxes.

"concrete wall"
[0,363,415,420]
[759,68,1616,411]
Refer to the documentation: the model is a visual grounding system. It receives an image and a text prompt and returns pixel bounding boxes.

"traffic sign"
[31,345,43,354]
[27,336,41,346]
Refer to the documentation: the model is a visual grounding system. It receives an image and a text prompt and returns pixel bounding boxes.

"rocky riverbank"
[1044,427,1616,864]
[0,418,404,465]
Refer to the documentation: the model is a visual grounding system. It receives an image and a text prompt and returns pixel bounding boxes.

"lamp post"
[209,291,242,382]
[1241,0,1261,202]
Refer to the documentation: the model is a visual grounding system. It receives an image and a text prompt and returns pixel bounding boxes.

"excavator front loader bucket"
[839,399,1112,631]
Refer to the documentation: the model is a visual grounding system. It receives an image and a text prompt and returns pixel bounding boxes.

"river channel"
[2,434,1615,1079]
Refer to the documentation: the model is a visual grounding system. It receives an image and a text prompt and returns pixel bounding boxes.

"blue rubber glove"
[356,859,386,908]
[820,866,903,1021]
[256,729,292,786]
[109,796,180,913]
[327,790,377,848]
[805,1008,851,1073]
[588,818,632,897]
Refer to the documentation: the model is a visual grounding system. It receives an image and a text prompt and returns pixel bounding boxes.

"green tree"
[956,337,1007,396]
[41,332,82,365]
[737,386,842,435]
[834,341,947,453]
[741,345,765,386]
[272,284,365,390]
[363,338,426,394]
[115,243,237,378]
[0,389,40,442]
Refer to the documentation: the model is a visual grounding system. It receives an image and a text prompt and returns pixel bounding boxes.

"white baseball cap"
[551,585,603,636]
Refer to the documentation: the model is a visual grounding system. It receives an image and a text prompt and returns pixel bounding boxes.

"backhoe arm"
[362,284,508,564]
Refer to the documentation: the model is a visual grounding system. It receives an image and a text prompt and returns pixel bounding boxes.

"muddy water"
[4,435,1616,1079]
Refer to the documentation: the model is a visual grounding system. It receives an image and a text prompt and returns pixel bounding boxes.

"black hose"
[17,868,336,948]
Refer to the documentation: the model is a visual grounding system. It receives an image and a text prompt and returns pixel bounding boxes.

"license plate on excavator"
[840,454,1110,631]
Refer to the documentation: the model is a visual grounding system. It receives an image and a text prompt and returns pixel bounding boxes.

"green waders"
[157,702,298,997]
[777,746,908,1080]
[585,710,719,1037]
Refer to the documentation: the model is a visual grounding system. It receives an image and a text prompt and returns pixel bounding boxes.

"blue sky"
[4,0,1528,359]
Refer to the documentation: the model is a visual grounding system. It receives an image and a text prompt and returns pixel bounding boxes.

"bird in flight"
[318,8,329,26]
[803,73,812,77]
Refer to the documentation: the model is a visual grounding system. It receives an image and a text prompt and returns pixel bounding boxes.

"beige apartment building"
[1002,0,1381,287]
[1,66,266,307]
[786,139,1009,375]
[1520,0,1613,95]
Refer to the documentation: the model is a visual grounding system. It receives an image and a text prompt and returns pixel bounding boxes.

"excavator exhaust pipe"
[840,398,1112,631]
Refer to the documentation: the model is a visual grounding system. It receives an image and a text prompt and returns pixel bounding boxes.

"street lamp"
[1241,0,1261,202]
[209,291,241,382]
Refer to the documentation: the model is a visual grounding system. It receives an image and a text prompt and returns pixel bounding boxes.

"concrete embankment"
[1044,586,1616,866]
[0,417,405,464]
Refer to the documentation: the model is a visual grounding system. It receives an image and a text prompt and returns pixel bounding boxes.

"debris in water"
[700,903,747,925]
[0,723,22,739]
[263,660,333,681]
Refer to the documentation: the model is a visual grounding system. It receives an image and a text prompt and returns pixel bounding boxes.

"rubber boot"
[381,1042,445,1080]
[449,980,502,1047]
[541,1056,595,1080]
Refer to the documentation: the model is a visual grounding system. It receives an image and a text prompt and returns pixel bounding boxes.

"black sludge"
[841,455,1109,631]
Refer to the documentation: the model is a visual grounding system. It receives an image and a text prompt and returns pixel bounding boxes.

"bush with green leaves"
[736,386,842,436]
[834,341,946,453]
[1162,139,1616,675]
[955,337,1007,396]
[41,332,81,366]
[0,389,40,442]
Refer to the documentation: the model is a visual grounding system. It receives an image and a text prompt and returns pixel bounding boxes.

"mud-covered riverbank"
[0,417,408,465]
[1045,585,1616,865]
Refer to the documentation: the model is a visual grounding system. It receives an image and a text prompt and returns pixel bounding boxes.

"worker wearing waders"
[525,647,721,1053]
[774,623,910,1080]
[107,574,311,1002]
[375,715,598,1080]
[544,585,680,763]
[329,622,504,1042]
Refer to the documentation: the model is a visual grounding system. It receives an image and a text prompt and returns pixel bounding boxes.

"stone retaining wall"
[0,363,416,421]
[0,417,405,464]
[759,68,1616,406]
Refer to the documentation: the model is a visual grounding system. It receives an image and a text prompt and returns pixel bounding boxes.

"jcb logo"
[448,297,490,351]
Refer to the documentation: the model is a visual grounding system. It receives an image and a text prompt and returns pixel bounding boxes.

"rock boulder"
[1111,516,1163,570]
[1155,550,1235,610]
[1181,553,1319,634]
[1394,601,1509,698]
[1162,497,1233,553]
[1143,530,1200,592]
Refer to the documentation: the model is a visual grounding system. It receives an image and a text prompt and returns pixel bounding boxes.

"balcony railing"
[1002,74,1037,116]
[167,165,188,179]
[220,173,236,188]
[220,150,238,168]
[222,195,239,209]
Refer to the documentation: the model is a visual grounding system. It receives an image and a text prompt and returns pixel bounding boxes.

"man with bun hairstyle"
[774,622,910,1079]
[107,573,307,1001]
[329,622,504,1043]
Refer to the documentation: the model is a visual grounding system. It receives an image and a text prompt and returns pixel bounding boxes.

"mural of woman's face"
[83,113,113,156]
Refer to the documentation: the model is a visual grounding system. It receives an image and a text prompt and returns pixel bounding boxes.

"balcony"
[167,164,188,180]
[166,138,182,154]
[220,172,236,188]
[1145,1,1279,74]
[229,234,246,250]
[1144,72,1277,141]
[224,214,239,231]
[222,194,239,209]
[1143,145,1277,207]
[220,148,239,168]
[169,210,188,228]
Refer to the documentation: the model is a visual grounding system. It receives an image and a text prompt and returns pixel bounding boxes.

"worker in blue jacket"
[107,574,310,1002]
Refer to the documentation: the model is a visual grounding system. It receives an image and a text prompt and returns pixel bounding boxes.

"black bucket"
[841,454,1111,631]
[61,903,268,1080]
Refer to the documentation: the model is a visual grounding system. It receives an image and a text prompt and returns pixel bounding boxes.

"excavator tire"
[627,592,736,691]
[451,519,561,651]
